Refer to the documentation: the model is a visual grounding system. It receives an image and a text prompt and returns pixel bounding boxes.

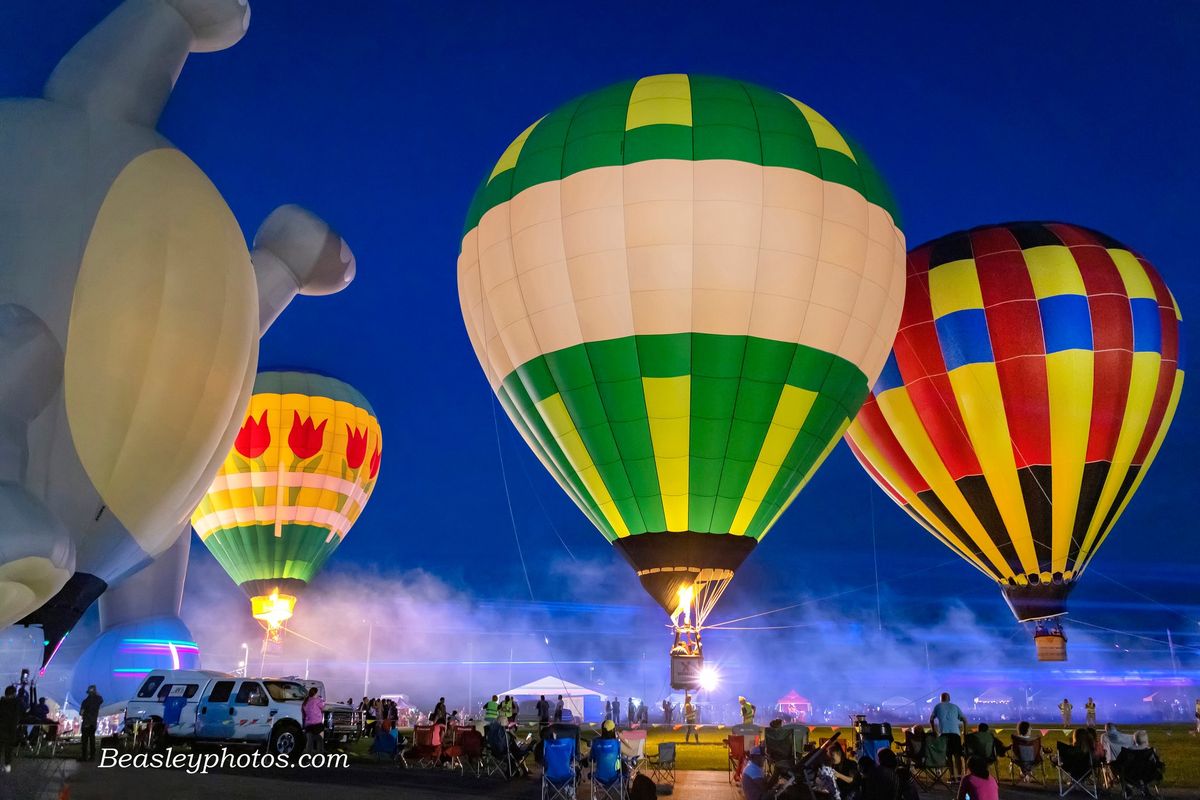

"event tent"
[775,690,813,721]
[497,676,606,723]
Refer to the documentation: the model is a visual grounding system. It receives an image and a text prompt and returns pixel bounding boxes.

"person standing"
[301,687,325,753]
[79,684,103,762]
[662,698,672,725]
[684,694,699,744]
[484,695,500,723]
[536,695,550,728]
[0,686,19,773]
[739,696,756,725]
[627,698,636,726]
[553,694,564,723]
[1059,698,1073,727]
[500,695,514,722]
[432,697,447,725]
[613,697,621,726]
[930,692,967,780]
[1084,697,1097,728]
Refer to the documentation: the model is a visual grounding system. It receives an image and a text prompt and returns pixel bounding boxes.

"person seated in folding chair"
[1053,727,1100,798]
[824,742,857,796]
[485,716,530,777]
[1111,737,1165,800]
[955,756,998,800]
[1009,721,1048,784]
[590,731,627,800]
[963,722,1004,777]
[592,720,626,765]
[741,746,768,800]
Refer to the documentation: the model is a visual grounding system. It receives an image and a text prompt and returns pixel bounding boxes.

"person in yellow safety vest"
[1059,698,1073,727]
[739,696,756,725]
[500,695,514,722]
[484,695,499,722]
[684,694,699,744]
[1085,697,1097,728]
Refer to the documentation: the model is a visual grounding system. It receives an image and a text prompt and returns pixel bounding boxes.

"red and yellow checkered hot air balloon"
[845,222,1184,661]
[458,74,907,687]
[193,371,382,639]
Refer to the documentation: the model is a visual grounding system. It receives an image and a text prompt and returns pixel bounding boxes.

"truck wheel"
[269,722,303,758]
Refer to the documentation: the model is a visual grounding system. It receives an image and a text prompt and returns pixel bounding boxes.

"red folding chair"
[725,734,748,784]
[405,723,445,768]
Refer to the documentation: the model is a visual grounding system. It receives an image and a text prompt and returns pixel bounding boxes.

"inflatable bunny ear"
[45,0,250,127]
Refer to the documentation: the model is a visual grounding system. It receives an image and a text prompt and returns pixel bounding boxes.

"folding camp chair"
[1111,747,1164,799]
[647,741,676,785]
[726,733,750,783]
[620,728,647,774]
[1053,741,1099,798]
[483,735,523,779]
[911,731,952,789]
[855,720,893,763]
[590,738,626,800]
[542,736,577,800]
[964,730,1000,779]
[764,724,808,774]
[455,728,484,776]
[406,723,444,768]
[1009,735,1049,785]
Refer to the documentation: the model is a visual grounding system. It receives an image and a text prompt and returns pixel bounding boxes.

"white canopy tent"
[497,676,606,723]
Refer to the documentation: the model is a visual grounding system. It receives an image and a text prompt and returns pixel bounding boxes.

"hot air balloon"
[845,222,1184,660]
[0,0,355,669]
[458,74,906,688]
[193,371,382,641]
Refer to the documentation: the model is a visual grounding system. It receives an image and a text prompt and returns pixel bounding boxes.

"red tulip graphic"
[369,444,381,479]
[345,425,368,470]
[234,410,270,459]
[288,412,327,459]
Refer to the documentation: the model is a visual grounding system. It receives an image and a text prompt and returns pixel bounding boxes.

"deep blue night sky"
[3,1,1197,658]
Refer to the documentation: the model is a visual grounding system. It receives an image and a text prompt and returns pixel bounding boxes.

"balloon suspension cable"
[870,486,883,631]
[513,437,577,562]
[490,394,535,603]
[489,392,570,686]
[705,557,962,629]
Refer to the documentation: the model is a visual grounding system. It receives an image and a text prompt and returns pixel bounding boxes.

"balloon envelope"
[845,222,1184,621]
[459,74,906,620]
[192,371,382,627]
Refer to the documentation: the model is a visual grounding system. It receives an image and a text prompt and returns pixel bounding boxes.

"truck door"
[197,680,236,739]
[230,681,273,741]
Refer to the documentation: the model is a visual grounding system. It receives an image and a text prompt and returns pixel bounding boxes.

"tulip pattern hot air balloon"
[193,371,382,638]
[458,74,906,687]
[845,222,1184,660]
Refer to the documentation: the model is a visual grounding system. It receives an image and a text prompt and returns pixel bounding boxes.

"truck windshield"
[264,681,309,702]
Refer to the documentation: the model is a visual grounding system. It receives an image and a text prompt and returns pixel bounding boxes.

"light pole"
[240,643,249,677]
[363,620,373,698]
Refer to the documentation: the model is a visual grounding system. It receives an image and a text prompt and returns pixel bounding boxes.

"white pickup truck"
[123,669,359,756]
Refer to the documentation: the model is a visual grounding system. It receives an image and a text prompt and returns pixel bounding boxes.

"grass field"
[363,722,1198,788]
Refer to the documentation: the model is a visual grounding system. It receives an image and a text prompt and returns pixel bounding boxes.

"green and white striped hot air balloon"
[458,74,905,643]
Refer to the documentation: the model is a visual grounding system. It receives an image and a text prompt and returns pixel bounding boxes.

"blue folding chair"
[591,738,626,800]
[542,736,577,800]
